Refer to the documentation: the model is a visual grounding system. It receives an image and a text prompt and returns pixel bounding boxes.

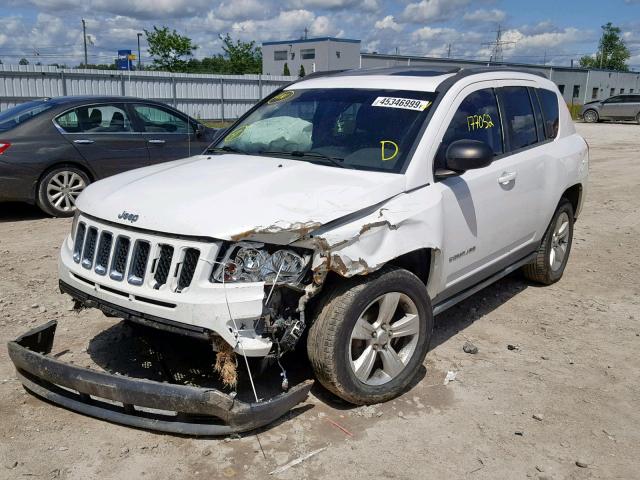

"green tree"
[579,22,630,71]
[298,64,306,77]
[219,34,262,74]
[145,26,197,72]
[19,58,29,65]
[283,62,290,76]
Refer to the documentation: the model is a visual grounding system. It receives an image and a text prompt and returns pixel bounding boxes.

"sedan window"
[56,105,134,133]
[133,105,189,134]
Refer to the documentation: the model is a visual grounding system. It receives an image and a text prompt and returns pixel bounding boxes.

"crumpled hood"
[77,154,406,243]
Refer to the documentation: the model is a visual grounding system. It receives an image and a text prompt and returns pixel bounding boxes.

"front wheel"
[583,109,599,123]
[522,200,574,285]
[37,166,89,217]
[307,268,433,405]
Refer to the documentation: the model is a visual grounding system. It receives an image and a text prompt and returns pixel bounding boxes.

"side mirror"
[444,139,494,172]
[195,123,206,137]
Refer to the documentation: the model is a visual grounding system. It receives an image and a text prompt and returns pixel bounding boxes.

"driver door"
[435,82,541,301]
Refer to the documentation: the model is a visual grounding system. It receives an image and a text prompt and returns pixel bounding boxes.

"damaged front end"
[8,321,313,436]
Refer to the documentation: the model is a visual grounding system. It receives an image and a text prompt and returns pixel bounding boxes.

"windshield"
[0,100,54,132]
[212,88,437,172]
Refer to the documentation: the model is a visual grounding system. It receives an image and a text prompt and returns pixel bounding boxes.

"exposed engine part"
[278,319,306,353]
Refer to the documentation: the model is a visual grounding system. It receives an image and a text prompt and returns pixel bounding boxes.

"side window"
[536,89,560,139]
[55,109,80,133]
[133,105,189,133]
[57,105,133,133]
[441,88,503,157]
[498,87,537,151]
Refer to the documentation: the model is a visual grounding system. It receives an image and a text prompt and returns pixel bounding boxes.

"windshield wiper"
[258,150,349,169]
[206,145,248,155]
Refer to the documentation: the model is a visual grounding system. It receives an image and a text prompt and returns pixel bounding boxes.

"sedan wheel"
[583,110,598,123]
[37,167,90,217]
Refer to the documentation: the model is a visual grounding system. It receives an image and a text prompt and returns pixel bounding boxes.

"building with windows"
[261,37,361,76]
[262,37,640,106]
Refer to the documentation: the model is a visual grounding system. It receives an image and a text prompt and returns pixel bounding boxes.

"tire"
[522,200,574,285]
[583,109,599,123]
[636,113,640,125]
[37,166,90,217]
[307,268,433,405]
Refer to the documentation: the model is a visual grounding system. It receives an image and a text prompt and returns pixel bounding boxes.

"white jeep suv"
[59,67,588,405]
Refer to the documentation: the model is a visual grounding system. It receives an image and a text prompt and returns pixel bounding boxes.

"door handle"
[498,171,517,185]
[147,139,166,144]
[73,139,94,144]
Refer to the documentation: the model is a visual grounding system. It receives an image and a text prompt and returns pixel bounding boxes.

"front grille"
[110,237,131,281]
[73,223,86,263]
[128,241,150,286]
[153,245,174,289]
[177,248,200,292]
[71,220,206,294]
[95,232,113,276]
[81,227,98,269]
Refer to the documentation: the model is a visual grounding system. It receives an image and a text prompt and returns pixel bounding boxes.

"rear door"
[621,95,640,118]
[599,96,627,119]
[129,103,199,163]
[55,103,149,178]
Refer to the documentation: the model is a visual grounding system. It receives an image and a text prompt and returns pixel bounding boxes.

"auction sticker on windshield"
[372,97,431,111]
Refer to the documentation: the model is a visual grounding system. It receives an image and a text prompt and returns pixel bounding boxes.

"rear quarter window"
[537,89,560,139]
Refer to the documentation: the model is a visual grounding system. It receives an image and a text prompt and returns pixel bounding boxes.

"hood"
[77,154,406,243]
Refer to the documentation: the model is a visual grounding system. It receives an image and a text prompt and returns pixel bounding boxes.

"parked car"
[581,94,640,123]
[0,96,217,216]
[10,67,588,434]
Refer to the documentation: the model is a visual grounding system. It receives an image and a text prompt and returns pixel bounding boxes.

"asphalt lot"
[0,122,639,480]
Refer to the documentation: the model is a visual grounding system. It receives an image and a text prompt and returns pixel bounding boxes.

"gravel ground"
[0,122,639,480]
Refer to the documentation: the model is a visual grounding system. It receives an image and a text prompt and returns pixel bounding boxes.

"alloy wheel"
[549,211,570,271]
[349,292,420,386]
[46,171,86,213]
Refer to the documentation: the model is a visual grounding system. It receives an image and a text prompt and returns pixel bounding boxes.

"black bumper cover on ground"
[7,320,313,436]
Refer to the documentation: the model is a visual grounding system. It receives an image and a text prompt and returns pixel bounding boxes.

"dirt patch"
[1,123,639,479]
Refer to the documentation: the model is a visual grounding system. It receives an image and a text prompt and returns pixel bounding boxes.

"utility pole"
[447,43,451,58]
[137,32,142,69]
[543,50,547,65]
[82,19,88,67]
[303,27,308,40]
[482,24,515,64]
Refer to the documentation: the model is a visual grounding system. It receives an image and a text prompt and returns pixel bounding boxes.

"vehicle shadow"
[0,202,48,223]
[430,271,530,350]
[85,272,531,417]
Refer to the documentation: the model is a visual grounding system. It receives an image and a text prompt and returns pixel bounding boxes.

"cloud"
[286,0,379,11]
[463,9,506,24]
[374,15,402,32]
[400,0,473,24]
[215,0,270,21]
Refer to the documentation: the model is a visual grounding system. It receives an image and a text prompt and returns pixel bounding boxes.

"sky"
[1,0,639,70]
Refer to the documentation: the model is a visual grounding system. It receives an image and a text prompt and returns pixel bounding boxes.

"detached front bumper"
[7,321,313,436]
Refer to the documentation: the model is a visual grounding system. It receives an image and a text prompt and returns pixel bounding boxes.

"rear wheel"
[37,166,89,217]
[583,109,599,123]
[522,200,574,285]
[307,268,433,405]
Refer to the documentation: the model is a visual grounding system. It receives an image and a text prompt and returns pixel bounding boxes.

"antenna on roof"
[303,27,309,40]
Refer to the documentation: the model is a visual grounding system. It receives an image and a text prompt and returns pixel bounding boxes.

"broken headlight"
[212,243,310,284]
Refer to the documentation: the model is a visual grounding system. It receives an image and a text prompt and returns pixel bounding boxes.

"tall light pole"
[82,19,88,67]
[137,33,142,69]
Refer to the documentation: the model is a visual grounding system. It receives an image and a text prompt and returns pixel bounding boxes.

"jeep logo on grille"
[118,211,139,223]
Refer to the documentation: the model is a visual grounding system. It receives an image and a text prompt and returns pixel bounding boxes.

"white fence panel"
[0,65,295,119]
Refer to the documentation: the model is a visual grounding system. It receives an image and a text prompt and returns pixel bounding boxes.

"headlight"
[213,243,310,284]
